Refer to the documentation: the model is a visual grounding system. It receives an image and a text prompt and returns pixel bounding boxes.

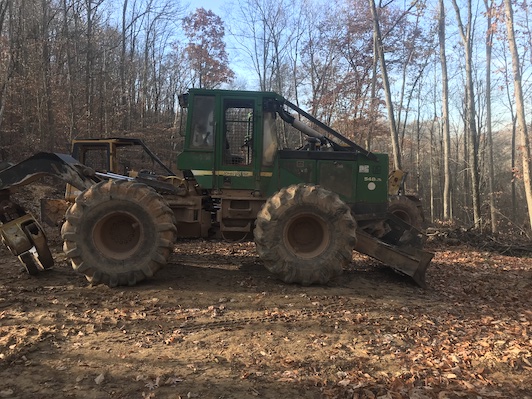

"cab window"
[190,96,215,149]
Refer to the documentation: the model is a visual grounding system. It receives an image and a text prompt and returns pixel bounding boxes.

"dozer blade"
[354,229,434,288]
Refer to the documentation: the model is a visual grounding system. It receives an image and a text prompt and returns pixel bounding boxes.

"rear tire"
[254,184,356,285]
[61,180,177,287]
[388,195,423,230]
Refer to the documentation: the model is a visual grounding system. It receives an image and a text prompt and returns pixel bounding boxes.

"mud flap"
[354,229,434,287]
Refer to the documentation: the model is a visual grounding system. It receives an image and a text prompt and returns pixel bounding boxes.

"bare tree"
[504,0,532,234]
[119,0,145,131]
[60,0,80,141]
[369,0,401,169]
[395,10,435,150]
[439,0,452,222]
[0,0,15,151]
[484,0,497,233]
[41,0,55,150]
[300,2,351,125]
[230,0,295,94]
[451,0,481,229]
[83,0,105,135]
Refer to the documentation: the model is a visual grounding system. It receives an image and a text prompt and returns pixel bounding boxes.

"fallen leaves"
[0,240,531,398]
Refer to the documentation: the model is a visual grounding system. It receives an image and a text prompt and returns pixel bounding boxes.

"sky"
[186,0,224,15]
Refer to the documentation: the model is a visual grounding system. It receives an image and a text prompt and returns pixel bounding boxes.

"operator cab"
[177,89,280,193]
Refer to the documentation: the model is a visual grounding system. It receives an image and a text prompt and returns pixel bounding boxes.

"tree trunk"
[61,0,77,141]
[462,109,469,223]
[369,0,401,170]
[452,0,481,228]
[0,0,14,144]
[439,0,452,222]
[367,39,378,152]
[86,0,94,135]
[42,0,55,150]
[484,0,497,233]
[504,0,532,234]
[429,122,435,223]
[511,116,517,222]
[120,0,128,130]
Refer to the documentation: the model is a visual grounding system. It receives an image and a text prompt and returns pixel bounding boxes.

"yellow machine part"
[0,214,35,255]
[388,170,406,196]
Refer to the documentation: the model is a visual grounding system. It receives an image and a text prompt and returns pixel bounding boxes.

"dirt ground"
[0,235,531,399]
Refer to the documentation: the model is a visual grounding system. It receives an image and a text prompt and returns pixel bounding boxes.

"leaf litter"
[0,239,530,398]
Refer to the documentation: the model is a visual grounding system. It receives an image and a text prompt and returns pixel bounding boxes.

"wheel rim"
[284,212,330,259]
[92,212,143,260]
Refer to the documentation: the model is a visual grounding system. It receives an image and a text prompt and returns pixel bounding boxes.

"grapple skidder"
[0,89,433,288]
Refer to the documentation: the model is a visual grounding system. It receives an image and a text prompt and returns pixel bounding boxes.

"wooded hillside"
[0,0,531,234]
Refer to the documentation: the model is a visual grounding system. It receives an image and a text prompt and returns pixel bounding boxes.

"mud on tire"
[254,184,357,285]
[61,180,177,287]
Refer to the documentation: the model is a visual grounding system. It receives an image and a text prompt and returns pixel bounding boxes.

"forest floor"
[0,230,531,399]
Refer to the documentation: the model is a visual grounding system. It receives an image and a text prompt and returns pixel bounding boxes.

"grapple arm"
[0,152,99,275]
[0,152,99,192]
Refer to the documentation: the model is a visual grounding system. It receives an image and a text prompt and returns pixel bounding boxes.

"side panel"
[276,159,317,188]
[177,151,214,188]
[267,150,389,215]
[354,153,389,214]
[317,160,355,200]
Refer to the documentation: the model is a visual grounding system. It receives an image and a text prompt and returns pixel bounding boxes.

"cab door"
[176,94,216,188]
[213,96,259,191]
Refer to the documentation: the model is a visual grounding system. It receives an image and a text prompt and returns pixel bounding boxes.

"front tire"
[61,180,177,287]
[254,184,357,285]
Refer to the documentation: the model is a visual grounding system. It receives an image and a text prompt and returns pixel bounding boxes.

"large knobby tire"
[388,195,423,230]
[254,184,357,285]
[61,180,177,287]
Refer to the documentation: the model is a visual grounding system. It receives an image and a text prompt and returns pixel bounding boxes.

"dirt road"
[0,239,531,399]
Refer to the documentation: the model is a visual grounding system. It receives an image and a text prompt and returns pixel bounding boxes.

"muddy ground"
[0,235,531,399]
